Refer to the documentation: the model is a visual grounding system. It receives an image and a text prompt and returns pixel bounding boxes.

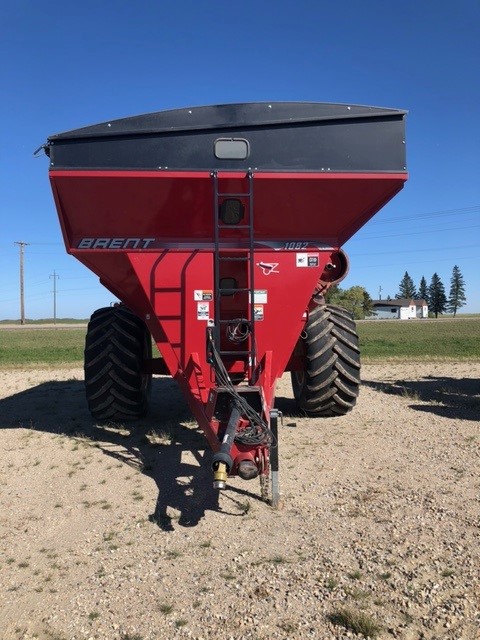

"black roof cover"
[46,102,407,172]
[49,102,407,140]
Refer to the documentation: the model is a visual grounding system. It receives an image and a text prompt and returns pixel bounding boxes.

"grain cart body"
[45,102,407,504]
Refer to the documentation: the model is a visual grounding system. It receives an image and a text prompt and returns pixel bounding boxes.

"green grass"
[358,317,480,360]
[328,607,381,638]
[0,328,86,366]
[159,603,174,615]
[1,316,479,367]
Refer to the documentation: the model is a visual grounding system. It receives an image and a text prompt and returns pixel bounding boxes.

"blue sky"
[1,0,479,318]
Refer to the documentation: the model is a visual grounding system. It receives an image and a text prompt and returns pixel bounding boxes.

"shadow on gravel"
[0,376,262,529]
[363,376,480,421]
[272,395,307,429]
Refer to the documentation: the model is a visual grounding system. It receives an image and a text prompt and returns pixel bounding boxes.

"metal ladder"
[211,170,256,380]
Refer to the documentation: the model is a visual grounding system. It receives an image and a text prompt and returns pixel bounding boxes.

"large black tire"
[291,304,361,416]
[84,306,152,421]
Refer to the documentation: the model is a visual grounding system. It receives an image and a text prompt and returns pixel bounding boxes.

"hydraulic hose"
[212,406,241,489]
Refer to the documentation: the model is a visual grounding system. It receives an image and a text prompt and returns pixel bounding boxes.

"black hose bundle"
[207,328,273,446]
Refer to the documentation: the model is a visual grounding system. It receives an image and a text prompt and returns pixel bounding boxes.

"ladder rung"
[218,224,251,230]
[219,288,251,293]
[218,192,252,198]
[219,256,249,261]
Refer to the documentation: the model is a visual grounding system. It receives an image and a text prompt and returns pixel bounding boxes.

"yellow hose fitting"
[213,462,228,489]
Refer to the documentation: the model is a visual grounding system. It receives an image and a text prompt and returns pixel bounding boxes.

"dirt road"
[0,362,478,639]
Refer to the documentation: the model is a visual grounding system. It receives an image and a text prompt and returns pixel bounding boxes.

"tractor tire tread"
[291,304,361,417]
[84,306,152,421]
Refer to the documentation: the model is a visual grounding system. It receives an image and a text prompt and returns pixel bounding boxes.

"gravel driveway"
[0,361,478,640]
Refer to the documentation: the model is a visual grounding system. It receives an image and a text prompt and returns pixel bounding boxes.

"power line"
[350,254,479,270]
[56,286,107,293]
[0,285,106,303]
[372,205,480,225]
[359,223,480,241]
[349,243,480,258]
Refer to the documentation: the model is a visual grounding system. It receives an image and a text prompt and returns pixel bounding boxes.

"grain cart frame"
[43,102,407,507]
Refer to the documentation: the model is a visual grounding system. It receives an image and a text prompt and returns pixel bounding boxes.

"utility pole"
[14,241,29,325]
[50,270,59,324]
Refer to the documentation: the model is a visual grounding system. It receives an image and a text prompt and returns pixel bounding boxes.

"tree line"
[395,265,466,317]
[325,265,467,319]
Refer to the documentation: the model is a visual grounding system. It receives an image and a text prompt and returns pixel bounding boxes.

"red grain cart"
[43,102,407,506]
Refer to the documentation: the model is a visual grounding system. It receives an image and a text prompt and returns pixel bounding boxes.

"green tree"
[428,272,447,318]
[418,276,429,304]
[362,290,374,317]
[396,271,417,299]
[324,283,340,304]
[329,285,370,319]
[448,265,466,316]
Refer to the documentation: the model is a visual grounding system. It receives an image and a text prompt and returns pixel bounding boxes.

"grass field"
[0,317,479,367]
[358,317,480,360]
[0,328,86,367]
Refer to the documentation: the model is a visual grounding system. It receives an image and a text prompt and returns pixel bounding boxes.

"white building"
[371,298,428,320]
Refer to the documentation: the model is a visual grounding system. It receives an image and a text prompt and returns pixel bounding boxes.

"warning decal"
[194,290,213,301]
[254,305,264,321]
[296,253,319,267]
[197,302,210,320]
[249,289,268,303]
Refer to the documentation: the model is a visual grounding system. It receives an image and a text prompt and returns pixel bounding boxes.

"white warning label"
[249,289,268,303]
[197,302,210,320]
[296,253,319,267]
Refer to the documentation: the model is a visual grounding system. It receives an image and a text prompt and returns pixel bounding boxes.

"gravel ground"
[0,361,478,640]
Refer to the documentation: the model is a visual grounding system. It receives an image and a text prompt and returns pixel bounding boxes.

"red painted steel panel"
[50,170,407,249]
[50,167,407,395]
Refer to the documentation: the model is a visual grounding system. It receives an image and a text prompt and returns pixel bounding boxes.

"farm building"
[371,298,428,320]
